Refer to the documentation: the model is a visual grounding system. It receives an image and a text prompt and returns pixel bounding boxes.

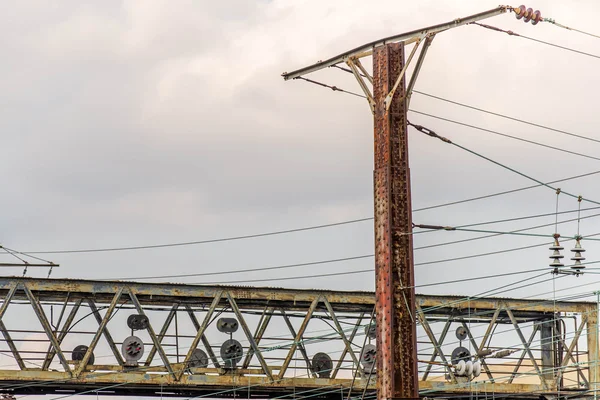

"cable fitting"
[408,121,453,144]
[414,224,456,231]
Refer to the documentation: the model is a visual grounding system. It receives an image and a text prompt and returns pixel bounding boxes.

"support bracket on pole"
[383,36,423,111]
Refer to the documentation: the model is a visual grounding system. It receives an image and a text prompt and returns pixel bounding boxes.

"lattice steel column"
[373,42,418,400]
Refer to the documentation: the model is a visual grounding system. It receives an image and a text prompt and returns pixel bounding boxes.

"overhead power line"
[15,166,600,255]
[408,122,600,206]
[470,22,600,60]
[114,254,373,281]
[412,90,600,145]
[544,18,600,40]
[110,209,600,282]
[18,217,371,255]
[411,110,600,162]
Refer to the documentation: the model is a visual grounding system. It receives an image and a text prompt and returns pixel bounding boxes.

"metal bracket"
[406,33,435,108]
[346,58,375,113]
[383,36,423,111]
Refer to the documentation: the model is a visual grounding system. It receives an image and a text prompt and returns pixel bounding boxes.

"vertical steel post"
[373,42,418,400]
[589,296,600,400]
[538,320,555,383]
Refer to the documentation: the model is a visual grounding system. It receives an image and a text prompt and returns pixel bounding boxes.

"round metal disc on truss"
[455,326,468,341]
[216,318,239,334]
[364,323,376,340]
[311,352,333,378]
[189,348,209,370]
[72,345,94,365]
[360,344,377,369]
[451,346,471,364]
[122,335,144,364]
[127,314,149,330]
[220,339,243,368]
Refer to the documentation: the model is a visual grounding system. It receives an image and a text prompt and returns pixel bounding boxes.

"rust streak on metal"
[373,42,418,400]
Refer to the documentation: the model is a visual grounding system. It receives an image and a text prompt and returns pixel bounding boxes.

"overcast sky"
[2,0,600,398]
[2,2,600,382]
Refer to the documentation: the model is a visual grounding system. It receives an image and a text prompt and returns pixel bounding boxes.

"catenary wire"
[544,17,600,40]
[408,122,600,206]
[410,109,600,161]
[113,207,600,281]
[114,210,600,283]
[17,217,372,255]
[415,208,600,250]
[470,22,600,60]
[412,90,600,144]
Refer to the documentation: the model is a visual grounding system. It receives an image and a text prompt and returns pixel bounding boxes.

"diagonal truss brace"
[506,308,549,389]
[281,309,315,378]
[460,319,493,381]
[185,304,221,369]
[331,311,365,379]
[87,299,125,366]
[557,315,588,385]
[42,299,82,370]
[73,288,123,376]
[129,290,175,378]
[346,58,375,113]
[0,284,24,370]
[242,306,273,369]
[145,303,179,366]
[508,324,539,384]
[176,292,222,381]
[416,306,456,383]
[278,296,320,379]
[227,292,274,381]
[383,36,423,111]
[406,34,435,108]
[323,298,362,374]
[23,284,72,376]
[422,317,451,381]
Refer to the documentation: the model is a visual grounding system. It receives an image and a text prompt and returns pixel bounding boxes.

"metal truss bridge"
[0,277,595,399]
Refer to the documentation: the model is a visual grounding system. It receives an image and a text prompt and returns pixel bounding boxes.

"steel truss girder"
[0,277,593,398]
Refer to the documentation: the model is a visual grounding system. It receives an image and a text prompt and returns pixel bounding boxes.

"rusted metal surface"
[0,277,593,397]
[281,6,509,80]
[373,42,418,400]
[281,309,315,378]
[277,296,319,379]
[587,311,599,398]
[23,285,73,377]
[226,292,273,381]
[181,293,222,375]
[506,308,548,389]
[242,306,273,368]
[145,303,178,366]
[416,306,455,384]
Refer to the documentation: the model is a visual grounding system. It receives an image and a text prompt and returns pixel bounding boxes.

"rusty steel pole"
[373,42,418,400]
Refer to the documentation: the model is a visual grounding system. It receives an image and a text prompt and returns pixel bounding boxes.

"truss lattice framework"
[0,277,594,398]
